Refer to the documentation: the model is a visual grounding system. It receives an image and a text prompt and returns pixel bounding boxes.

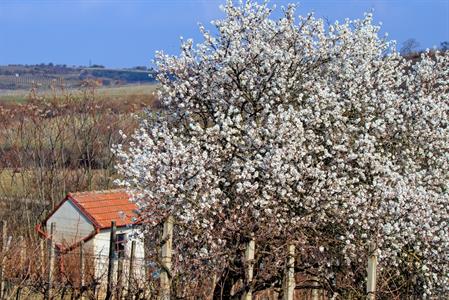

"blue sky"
[0,0,448,68]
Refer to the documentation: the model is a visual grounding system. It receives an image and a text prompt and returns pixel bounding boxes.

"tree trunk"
[212,267,242,300]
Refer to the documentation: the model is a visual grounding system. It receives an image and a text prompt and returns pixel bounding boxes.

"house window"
[116,233,126,258]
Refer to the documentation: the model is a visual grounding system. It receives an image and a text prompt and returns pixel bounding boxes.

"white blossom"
[114,1,448,296]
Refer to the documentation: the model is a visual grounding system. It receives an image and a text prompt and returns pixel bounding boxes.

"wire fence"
[0,219,336,300]
[1,218,436,300]
[0,230,156,300]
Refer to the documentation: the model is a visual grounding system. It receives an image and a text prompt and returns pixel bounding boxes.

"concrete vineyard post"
[241,234,255,300]
[367,242,378,300]
[160,216,173,300]
[311,276,320,300]
[283,244,295,300]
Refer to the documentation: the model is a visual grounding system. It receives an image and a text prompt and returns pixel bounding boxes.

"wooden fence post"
[283,244,295,300]
[367,242,377,300]
[45,222,56,300]
[160,216,173,300]
[18,236,25,272]
[105,221,117,300]
[117,256,124,299]
[13,236,26,300]
[127,240,136,300]
[241,234,255,300]
[0,221,6,251]
[79,241,85,300]
[0,221,8,300]
[40,239,46,275]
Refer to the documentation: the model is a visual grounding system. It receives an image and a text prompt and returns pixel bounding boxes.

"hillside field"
[0,83,159,104]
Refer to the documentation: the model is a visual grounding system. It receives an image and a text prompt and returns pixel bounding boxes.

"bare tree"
[400,38,420,55]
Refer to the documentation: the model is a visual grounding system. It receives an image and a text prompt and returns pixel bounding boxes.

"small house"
[36,189,146,283]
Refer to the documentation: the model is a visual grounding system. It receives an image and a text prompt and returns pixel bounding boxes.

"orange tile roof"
[67,189,139,229]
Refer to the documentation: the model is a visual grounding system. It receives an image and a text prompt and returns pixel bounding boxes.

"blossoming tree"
[115,1,448,298]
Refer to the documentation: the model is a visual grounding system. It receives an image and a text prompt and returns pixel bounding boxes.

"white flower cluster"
[114,1,448,296]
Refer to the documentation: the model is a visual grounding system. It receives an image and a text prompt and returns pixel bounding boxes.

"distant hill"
[0,64,157,90]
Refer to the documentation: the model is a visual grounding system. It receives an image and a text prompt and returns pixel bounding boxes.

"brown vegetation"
[0,229,152,300]
[0,81,159,237]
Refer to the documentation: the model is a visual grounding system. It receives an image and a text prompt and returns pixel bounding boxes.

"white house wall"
[93,226,146,285]
[46,200,95,246]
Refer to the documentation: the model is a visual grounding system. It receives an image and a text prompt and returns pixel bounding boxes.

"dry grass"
[0,90,29,103]
[0,84,157,231]
[0,168,115,198]
[0,83,160,104]
[96,84,159,97]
